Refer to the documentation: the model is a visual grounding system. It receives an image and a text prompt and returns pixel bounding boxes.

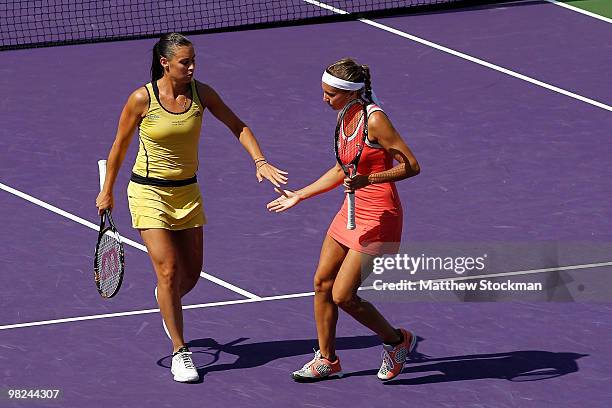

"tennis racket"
[334,98,368,230]
[93,159,125,298]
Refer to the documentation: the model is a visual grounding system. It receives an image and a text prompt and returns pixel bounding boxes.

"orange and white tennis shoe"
[291,350,343,382]
[377,328,416,381]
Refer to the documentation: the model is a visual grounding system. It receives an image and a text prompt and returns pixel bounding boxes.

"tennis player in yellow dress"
[95,33,287,382]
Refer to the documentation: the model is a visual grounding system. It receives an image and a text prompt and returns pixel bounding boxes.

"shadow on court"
[157,335,586,385]
[371,350,588,385]
[156,335,383,376]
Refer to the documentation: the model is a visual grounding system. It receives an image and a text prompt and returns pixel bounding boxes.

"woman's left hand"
[256,162,289,187]
[343,174,370,192]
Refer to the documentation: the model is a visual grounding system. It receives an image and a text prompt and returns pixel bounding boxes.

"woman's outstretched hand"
[256,162,288,188]
[267,188,300,213]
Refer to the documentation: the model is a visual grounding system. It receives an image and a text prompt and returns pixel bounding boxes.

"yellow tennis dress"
[127,80,206,230]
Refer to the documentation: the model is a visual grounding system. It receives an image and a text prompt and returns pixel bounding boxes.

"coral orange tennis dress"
[327,104,402,255]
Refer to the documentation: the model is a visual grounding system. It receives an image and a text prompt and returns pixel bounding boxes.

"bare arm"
[95,87,148,214]
[267,163,344,213]
[197,81,288,187]
[344,111,420,191]
[296,163,345,200]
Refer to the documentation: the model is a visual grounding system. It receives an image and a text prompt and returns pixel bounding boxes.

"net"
[0,0,503,51]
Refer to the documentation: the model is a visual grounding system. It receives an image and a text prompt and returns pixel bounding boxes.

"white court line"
[0,181,261,300]
[546,0,612,24]
[0,292,315,331]
[199,271,260,299]
[2,260,610,331]
[303,0,612,112]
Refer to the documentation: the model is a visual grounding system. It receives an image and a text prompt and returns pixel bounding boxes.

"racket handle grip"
[98,160,107,192]
[346,191,356,230]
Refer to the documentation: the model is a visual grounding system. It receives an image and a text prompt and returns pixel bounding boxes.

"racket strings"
[96,232,122,297]
[338,106,366,164]
[342,103,365,136]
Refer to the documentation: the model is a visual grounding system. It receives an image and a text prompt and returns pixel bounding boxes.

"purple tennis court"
[1,1,611,407]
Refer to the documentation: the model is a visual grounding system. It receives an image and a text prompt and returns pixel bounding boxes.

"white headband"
[322,71,364,91]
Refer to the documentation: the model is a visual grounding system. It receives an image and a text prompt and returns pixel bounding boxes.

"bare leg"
[332,250,401,344]
[313,235,348,360]
[174,226,203,297]
[140,227,203,352]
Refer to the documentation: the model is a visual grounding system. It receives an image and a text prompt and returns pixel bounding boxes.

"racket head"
[93,210,125,298]
[334,97,368,176]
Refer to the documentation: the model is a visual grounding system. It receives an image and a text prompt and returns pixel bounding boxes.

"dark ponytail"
[151,42,164,82]
[326,58,373,102]
[150,32,192,82]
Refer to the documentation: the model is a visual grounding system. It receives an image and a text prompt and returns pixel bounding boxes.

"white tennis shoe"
[171,347,199,382]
